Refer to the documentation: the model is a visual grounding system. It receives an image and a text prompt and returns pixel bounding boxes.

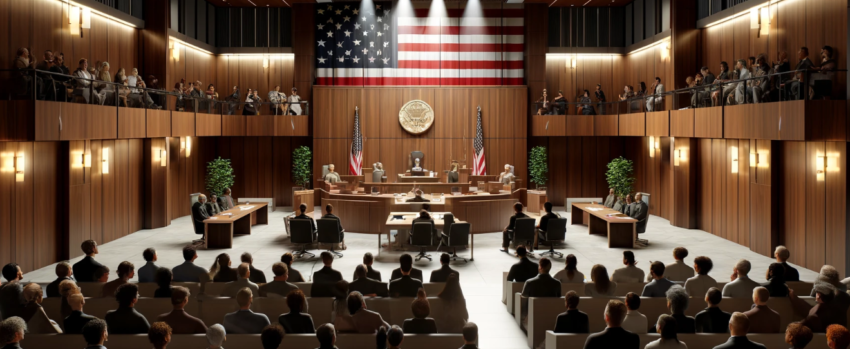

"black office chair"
[436,213,455,250]
[317,218,343,258]
[538,218,567,259]
[514,217,537,255]
[440,222,470,263]
[289,219,316,259]
[410,222,434,261]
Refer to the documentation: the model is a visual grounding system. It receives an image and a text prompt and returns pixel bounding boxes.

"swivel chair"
[289,219,317,259]
[537,218,567,258]
[317,218,343,258]
[410,222,434,261]
[436,213,455,251]
[514,217,537,255]
[440,222,470,262]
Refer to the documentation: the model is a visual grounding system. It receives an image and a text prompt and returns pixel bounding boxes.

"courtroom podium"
[292,189,314,212]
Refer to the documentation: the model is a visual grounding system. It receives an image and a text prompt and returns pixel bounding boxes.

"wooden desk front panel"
[451,199,514,234]
[319,199,385,234]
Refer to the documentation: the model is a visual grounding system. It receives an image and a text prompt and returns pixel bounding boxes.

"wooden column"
[144,138,170,229]
[671,138,697,228]
[670,0,698,110]
[292,3,315,115]
[525,4,547,122]
[141,0,169,87]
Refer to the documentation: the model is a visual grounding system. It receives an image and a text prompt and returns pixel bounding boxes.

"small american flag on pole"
[472,105,486,175]
[349,107,363,175]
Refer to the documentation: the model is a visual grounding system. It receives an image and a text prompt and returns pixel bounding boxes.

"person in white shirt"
[650,247,695,282]
[553,254,585,283]
[622,292,648,334]
[288,87,302,115]
[721,259,760,298]
[645,314,688,349]
[684,256,717,299]
[612,251,646,283]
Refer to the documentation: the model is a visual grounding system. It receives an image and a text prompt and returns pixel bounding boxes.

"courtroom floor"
[26,208,819,349]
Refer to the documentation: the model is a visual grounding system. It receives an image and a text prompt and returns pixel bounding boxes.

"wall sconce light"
[817,155,826,181]
[171,41,180,61]
[263,56,269,68]
[731,146,739,174]
[649,136,656,158]
[70,6,81,36]
[659,41,670,61]
[80,152,92,168]
[674,149,681,166]
[14,154,24,182]
[759,7,769,36]
[750,8,760,29]
[180,138,186,150]
[185,137,192,158]
[565,57,576,69]
[749,152,757,167]
[101,148,109,174]
[160,149,167,167]
[81,8,91,29]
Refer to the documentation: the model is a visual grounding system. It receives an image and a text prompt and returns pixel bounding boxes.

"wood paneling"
[594,115,619,136]
[247,116,274,136]
[565,116,593,136]
[671,138,696,228]
[86,105,118,140]
[196,113,222,137]
[670,109,694,137]
[118,108,146,139]
[34,101,61,141]
[805,101,847,141]
[222,115,246,136]
[646,111,669,136]
[619,113,646,136]
[805,141,826,269]
[171,112,196,137]
[144,138,169,229]
[694,107,723,139]
[824,141,847,274]
[146,110,171,138]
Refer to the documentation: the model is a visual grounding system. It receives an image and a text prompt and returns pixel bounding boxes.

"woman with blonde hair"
[584,264,617,296]
[113,67,130,107]
[58,279,80,320]
[209,253,237,282]
[20,283,62,333]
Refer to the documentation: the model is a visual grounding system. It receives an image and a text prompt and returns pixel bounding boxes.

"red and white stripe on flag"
[473,149,486,175]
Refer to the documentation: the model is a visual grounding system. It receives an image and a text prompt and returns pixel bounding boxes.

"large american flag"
[473,106,486,175]
[349,107,363,175]
[315,2,524,86]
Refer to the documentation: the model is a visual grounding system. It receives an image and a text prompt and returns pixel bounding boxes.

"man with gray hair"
[0,317,27,348]
[666,285,695,333]
[192,194,210,243]
[722,259,761,298]
[206,324,226,349]
[711,312,767,349]
[222,263,260,298]
[774,245,800,281]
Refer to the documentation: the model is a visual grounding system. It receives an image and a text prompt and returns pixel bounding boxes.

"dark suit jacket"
[583,327,640,349]
[507,212,529,231]
[312,266,344,297]
[349,277,388,297]
[104,307,151,334]
[672,314,696,334]
[430,265,459,282]
[411,217,437,238]
[63,310,96,334]
[73,256,105,282]
[389,275,424,297]
[695,307,731,333]
[279,312,316,334]
[711,336,767,349]
[0,281,24,320]
[296,213,317,232]
[403,318,438,334]
[521,273,562,298]
[249,265,267,284]
[191,202,210,235]
[205,202,222,216]
[507,257,539,282]
[289,267,305,282]
[322,214,344,233]
[782,262,800,282]
[743,305,780,333]
[213,267,238,283]
[46,276,73,298]
[539,212,560,232]
[703,73,717,85]
[156,309,207,334]
[353,266,382,281]
[391,268,423,282]
[554,309,589,333]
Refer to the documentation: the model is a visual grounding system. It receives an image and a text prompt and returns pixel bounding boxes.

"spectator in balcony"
[14,47,44,99]
[810,45,837,99]
[129,68,158,109]
[147,75,163,107]
[748,56,771,103]
[173,82,186,111]
[782,47,814,100]
[204,84,218,113]
[691,67,716,108]
[96,62,115,105]
[553,90,567,115]
[733,59,752,105]
[578,90,595,115]
[225,86,240,115]
[595,84,607,115]
[773,51,792,91]
[711,61,732,106]
[73,58,105,105]
[535,89,550,115]
[269,85,286,115]
[243,88,261,115]
[646,77,664,111]
[48,54,71,102]
[114,68,131,107]
[289,87,303,115]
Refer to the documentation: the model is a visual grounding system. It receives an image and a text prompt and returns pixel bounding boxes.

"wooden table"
[204,203,269,248]
[527,191,547,215]
[292,190,314,211]
[398,175,440,183]
[571,202,636,248]
[384,212,470,258]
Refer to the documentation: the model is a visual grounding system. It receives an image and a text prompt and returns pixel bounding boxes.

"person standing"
[595,84,607,115]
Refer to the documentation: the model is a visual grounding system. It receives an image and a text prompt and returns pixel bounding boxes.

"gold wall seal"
[399,100,434,134]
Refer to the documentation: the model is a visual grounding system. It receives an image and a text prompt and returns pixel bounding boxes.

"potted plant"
[528,146,548,190]
[605,156,636,206]
[291,146,313,210]
[205,157,235,196]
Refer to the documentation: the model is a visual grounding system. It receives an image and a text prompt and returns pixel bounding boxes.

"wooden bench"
[545,332,828,349]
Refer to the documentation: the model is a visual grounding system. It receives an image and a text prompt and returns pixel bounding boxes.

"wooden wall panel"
[670,109,694,137]
[646,112,669,136]
[825,141,847,274]
[118,108,146,139]
[594,115,619,136]
[805,141,826,269]
[694,107,723,139]
[171,112,196,137]
[619,113,646,136]
[781,141,806,265]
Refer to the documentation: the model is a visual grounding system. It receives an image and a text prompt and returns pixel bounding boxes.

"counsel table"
[204,203,269,248]
[571,202,636,248]
[385,212,470,258]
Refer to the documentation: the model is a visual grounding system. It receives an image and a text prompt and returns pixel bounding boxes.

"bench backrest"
[545,332,828,349]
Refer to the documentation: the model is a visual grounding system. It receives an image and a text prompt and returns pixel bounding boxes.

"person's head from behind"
[720,61,729,72]
[705,287,722,307]
[55,261,72,278]
[734,259,751,277]
[0,317,26,344]
[419,209,430,219]
[261,324,284,349]
[2,263,22,282]
[95,265,110,282]
[565,291,579,310]
[241,252,255,266]
[513,202,523,213]
[694,256,713,275]
[321,251,334,267]
[666,285,689,315]
[334,280,350,300]
[625,292,641,312]
[767,262,786,282]
[299,203,307,215]
[590,264,609,284]
[399,253,413,274]
[544,202,553,213]
[640,81,647,91]
[347,291,365,315]
[82,318,108,346]
[516,245,528,258]
[672,247,688,262]
[623,251,636,266]
[59,279,79,299]
[650,261,665,279]
[68,293,86,311]
[287,289,307,313]
[281,252,294,267]
[325,203,333,214]
[538,257,552,275]
[182,246,198,262]
[236,287,253,309]
[656,314,679,342]
[206,324,226,349]
[143,247,157,262]
[815,284,837,304]
[775,245,791,262]
[81,240,98,256]
[171,286,190,310]
[115,283,139,307]
[439,253,450,266]
[701,66,710,75]
[786,322,813,349]
[827,325,850,349]
[753,286,770,306]
[272,262,289,281]
[411,297,430,319]
[387,325,404,348]
[463,322,478,344]
[237,263,251,280]
[316,323,335,348]
[23,283,43,305]
[729,312,750,336]
[363,252,374,266]
[148,322,172,349]
[604,300,627,327]
[155,267,173,288]
[583,89,590,97]
[354,264,368,280]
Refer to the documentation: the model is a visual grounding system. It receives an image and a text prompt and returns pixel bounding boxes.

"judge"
[412,158,423,172]
[373,162,385,183]
[498,164,515,185]
[324,164,342,184]
[447,161,459,183]
[192,195,211,243]
[603,188,616,208]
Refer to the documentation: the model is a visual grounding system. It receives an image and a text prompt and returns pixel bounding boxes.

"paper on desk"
[613,216,634,220]
[208,217,218,220]
[587,208,604,211]
[221,213,233,216]
[240,205,256,210]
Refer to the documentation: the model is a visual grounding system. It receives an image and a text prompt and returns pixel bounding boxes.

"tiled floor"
[23,208,818,349]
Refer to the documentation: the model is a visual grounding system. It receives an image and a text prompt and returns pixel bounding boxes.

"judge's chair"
[514,217,537,256]
[537,218,567,258]
[440,222,470,263]
[410,222,434,261]
[317,218,343,258]
[289,219,317,259]
[372,162,387,183]
[409,151,425,175]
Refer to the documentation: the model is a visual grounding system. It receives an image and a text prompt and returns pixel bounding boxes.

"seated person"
[647,315,688,349]
[498,164,515,184]
[684,256,718,301]
[72,240,105,282]
[46,262,73,298]
[410,210,437,244]
[430,253,459,283]
[412,157,423,172]
[554,291,589,333]
[172,246,208,283]
[785,322,814,349]
[103,261,134,298]
[775,245,800,281]
[521,257,561,298]
[314,323,337,349]
[391,254,424,281]
[105,284,151,334]
[64,294,96,334]
[389,254,424,297]
[501,202,529,253]
[323,164,342,184]
[642,261,675,297]
[602,188,616,208]
[712,312,768,349]
[259,262,299,298]
[385,325,405,349]
[81,319,109,349]
[722,259,761,298]
[278,289,315,334]
[649,247,695,282]
[506,246,538,282]
[281,253,305,282]
[210,253,238,283]
[627,193,650,243]
[206,325,226,349]
[349,264,388,297]
[206,194,222,215]
[402,293,438,334]
[321,204,345,250]
[347,291,390,333]
[827,325,850,349]
[666,285,696,334]
[294,203,317,240]
[19,283,61,333]
[94,265,110,282]
[406,189,429,202]
[156,286,206,334]
[260,324,284,349]
[223,287,270,334]
[222,263,260,298]
[765,263,790,297]
[191,195,210,242]
[585,264,617,297]
[553,254,585,283]
[743,287,780,333]
[357,252,382,281]
[621,293,647,334]
[218,188,235,211]
[153,268,173,298]
[695,287,732,333]
[241,252,266,284]
[447,161,459,183]
[611,251,646,283]
[312,251,344,298]
[535,202,560,249]
[584,300,640,349]
[332,281,355,333]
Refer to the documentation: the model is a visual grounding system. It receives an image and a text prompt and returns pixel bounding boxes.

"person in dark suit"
[348,291,390,333]
[430,253,459,282]
[104,283,151,334]
[403,294,438,334]
[192,195,210,243]
[46,262,74,298]
[172,246,208,283]
[355,252,382,281]
[218,188,235,210]
[460,322,480,349]
[696,287,732,333]
[240,252,266,284]
[535,202,561,249]
[642,261,675,297]
[278,289,315,334]
[521,257,562,298]
[155,286,206,334]
[501,202,529,253]
[80,318,108,349]
[391,255,424,282]
[666,285,696,333]
[785,322,814,349]
[583,300,640,349]
[390,254,424,297]
[281,252,305,282]
[72,240,105,282]
[259,262,299,298]
[506,246,538,282]
[63,293,96,334]
[102,261,134,298]
[312,251,344,298]
[206,194,223,215]
[322,204,346,249]
[774,246,800,282]
[138,248,160,283]
[782,47,814,100]
[711,312,767,349]
[349,264,388,297]
[260,324,285,349]
[743,287,780,333]
[314,323,338,349]
[0,263,25,320]
[629,193,650,245]
[791,284,849,333]
[555,291,589,333]
[295,203,317,240]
